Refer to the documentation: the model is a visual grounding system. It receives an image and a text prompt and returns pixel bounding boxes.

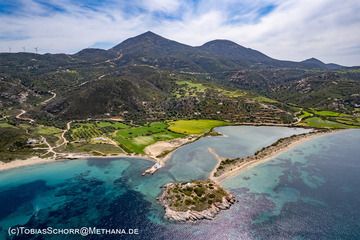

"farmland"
[69,121,128,141]
[297,109,360,129]
[113,122,184,153]
[168,119,229,134]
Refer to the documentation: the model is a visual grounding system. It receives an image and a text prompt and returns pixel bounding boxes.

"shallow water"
[0,127,359,240]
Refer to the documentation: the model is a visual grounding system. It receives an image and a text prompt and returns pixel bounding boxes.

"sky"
[0,0,359,66]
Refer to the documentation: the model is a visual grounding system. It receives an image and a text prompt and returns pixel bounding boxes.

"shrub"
[194,187,205,197]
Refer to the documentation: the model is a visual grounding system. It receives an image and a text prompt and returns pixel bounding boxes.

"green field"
[297,110,313,119]
[33,125,63,135]
[168,119,228,134]
[312,110,350,117]
[113,122,184,153]
[298,108,359,129]
[0,122,17,128]
[300,117,357,129]
[336,117,360,126]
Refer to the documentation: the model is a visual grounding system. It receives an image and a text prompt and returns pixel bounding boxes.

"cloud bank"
[0,0,359,66]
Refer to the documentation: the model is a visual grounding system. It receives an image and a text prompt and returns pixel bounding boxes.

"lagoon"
[0,127,359,239]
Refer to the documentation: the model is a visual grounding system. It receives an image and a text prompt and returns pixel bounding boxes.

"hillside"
[0,31,358,125]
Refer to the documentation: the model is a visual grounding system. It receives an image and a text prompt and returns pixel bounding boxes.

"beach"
[212,130,337,182]
[144,135,197,164]
[0,152,156,172]
[0,128,336,177]
[0,135,198,173]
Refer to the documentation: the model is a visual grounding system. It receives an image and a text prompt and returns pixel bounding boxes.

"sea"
[0,126,359,240]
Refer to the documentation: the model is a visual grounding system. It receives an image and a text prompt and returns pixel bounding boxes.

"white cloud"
[137,0,181,13]
[0,0,359,66]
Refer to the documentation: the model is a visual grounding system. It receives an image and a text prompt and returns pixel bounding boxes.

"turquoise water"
[0,127,359,239]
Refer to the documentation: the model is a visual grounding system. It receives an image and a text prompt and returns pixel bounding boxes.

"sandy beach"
[0,157,58,172]
[212,130,338,182]
[0,152,157,172]
[0,135,198,173]
[0,134,197,173]
[144,135,198,163]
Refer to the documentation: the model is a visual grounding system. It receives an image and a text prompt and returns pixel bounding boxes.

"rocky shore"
[159,181,236,222]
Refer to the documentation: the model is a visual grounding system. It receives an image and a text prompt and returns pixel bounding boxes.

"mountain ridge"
[0,31,350,70]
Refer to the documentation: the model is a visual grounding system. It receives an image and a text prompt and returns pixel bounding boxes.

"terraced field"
[297,109,360,129]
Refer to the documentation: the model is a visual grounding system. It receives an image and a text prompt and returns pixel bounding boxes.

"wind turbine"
[34,47,38,54]
[22,46,26,52]
[8,47,11,53]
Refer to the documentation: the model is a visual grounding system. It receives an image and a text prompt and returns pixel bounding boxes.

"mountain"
[301,58,343,70]
[109,31,238,72]
[108,32,345,70]
[73,48,118,63]
[0,31,358,124]
[0,31,346,74]
[198,39,274,65]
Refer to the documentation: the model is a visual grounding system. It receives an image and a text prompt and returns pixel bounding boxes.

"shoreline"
[144,135,198,165]
[0,127,340,174]
[211,130,339,182]
[0,135,199,173]
[159,181,236,222]
[0,152,156,172]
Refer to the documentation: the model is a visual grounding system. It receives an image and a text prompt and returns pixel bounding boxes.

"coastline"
[0,127,339,174]
[144,135,198,164]
[0,135,198,173]
[211,130,339,182]
[159,181,236,222]
[0,152,156,172]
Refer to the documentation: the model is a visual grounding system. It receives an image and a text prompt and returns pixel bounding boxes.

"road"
[41,91,56,105]
[15,110,35,124]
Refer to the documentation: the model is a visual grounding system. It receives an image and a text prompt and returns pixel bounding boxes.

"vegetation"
[163,180,229,212]
[300,117,358,129]
[0,122,45,162]
[297,108,360,129]
[113,122,184,153]
[174,80,277,103]
[69,121,128,141]
[214,131,328,178]
[297,110,313,120]
[1,32,359,162]
[65,142,124,156]
[168,119,228,134]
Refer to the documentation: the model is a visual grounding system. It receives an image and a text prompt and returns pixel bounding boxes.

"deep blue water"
[0,127,359,240]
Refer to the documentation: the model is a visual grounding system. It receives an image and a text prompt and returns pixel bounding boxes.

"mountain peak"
[302,57,324,64]
[201,39,244,48]
[111,31,173,51]
[199,39,272,64]
[135,31,163,39]
[142,30,159,36]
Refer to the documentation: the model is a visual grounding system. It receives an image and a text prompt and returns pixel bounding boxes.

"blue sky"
[0,0,359,66]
